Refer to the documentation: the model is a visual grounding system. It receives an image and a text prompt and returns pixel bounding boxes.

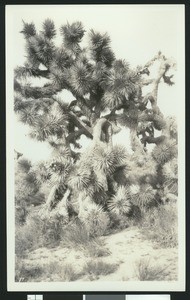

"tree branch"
[16,81,63,99]
[68,111,93,139]
[15,66,50,79]
[140,135,167,145]
[142,53,175,103]
[66,128,86,143]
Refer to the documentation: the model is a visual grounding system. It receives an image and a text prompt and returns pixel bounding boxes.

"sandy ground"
[23,226,178,282]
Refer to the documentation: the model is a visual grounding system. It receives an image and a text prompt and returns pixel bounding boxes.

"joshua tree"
[14,20,178,233]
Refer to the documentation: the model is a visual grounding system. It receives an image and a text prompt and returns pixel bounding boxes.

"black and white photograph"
[6,4,185,291]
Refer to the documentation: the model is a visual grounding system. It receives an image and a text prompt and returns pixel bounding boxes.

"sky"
[6,4,185,162]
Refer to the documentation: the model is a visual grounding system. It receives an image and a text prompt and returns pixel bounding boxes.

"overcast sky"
[6,5,185,162]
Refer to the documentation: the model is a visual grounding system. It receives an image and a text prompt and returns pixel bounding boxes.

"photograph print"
[6,4,185,291]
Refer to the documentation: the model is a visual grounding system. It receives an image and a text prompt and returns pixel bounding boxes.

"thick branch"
[68,111,93,139]
[152,61,170,100]
[142,78,154,86]
[140,135,167,145]
[142,53,175,103]
[66,128,86,143]
[144,52,167,69]
[142,93,160,114]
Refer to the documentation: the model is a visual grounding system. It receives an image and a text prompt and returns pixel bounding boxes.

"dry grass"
[15,211,64,258]
[15,257,43,282]
[15,257,82,282]
[85,239,110,257]
[139,203,178,248]
[83,259,118,280]
[134,258,170,281]
[61,219,90,248]
[42,261,81,281]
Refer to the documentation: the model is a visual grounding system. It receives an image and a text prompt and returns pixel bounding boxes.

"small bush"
[43,261,80,281]
[139,203,178,248]
[79,203,110,237]
[134,258,169,281]
[15,217,42,257]
[15,257,43,282]
[15,210,66,257]
[85,239,110,257]
[83,260,118,279]
[61,264,80,281]
[61,218,90,248]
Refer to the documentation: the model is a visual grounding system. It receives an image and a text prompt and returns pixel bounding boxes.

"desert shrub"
[79,203,110,237]
[15,209,66,257]
[134,258,169,281]
[43,261,81,281]
[85,239,110,257]
[15,217,42,257]
[83,260,118,279]
[162,158,178,198]
[61,218,91,248]
[108,202,141,233]
[15,158,41,207]
[61,218,111,256]
[15,257,43,282]
[15,203,29,226]
[139,203,178,248]
[40,214,66,247]
[107,212,129,233]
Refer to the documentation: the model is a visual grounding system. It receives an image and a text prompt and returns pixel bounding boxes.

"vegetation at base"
[134,258,170,281]
[83,260,118,280]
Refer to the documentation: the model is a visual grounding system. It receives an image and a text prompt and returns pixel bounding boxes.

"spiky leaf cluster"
[67,165,91,191]
[89,30,115,67]
[134,184,157,209]
[162,158,178,196]
[15,158,41,208]
[20,21,36,39]
[68,61,93,96]
[101,60,140,110]
[60,21,85,54]
[26,35,55,67]
[79,202,110,237]
[41,19,56,39]
[47,156,72,186]
[152,140,177,165]
[108,186,132,216]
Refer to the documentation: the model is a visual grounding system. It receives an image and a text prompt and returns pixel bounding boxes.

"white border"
[6,4,185,292]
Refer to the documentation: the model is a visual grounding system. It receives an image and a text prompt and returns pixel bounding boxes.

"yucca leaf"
[152,141,177,165]
[68,61,93,96]
[107,186,132,216]
[21,21,36,39]
[79,202,110,237]
[61,21,85,44]
[41,19,56,39]
[17,158,31,173]
[133,184,157,209]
